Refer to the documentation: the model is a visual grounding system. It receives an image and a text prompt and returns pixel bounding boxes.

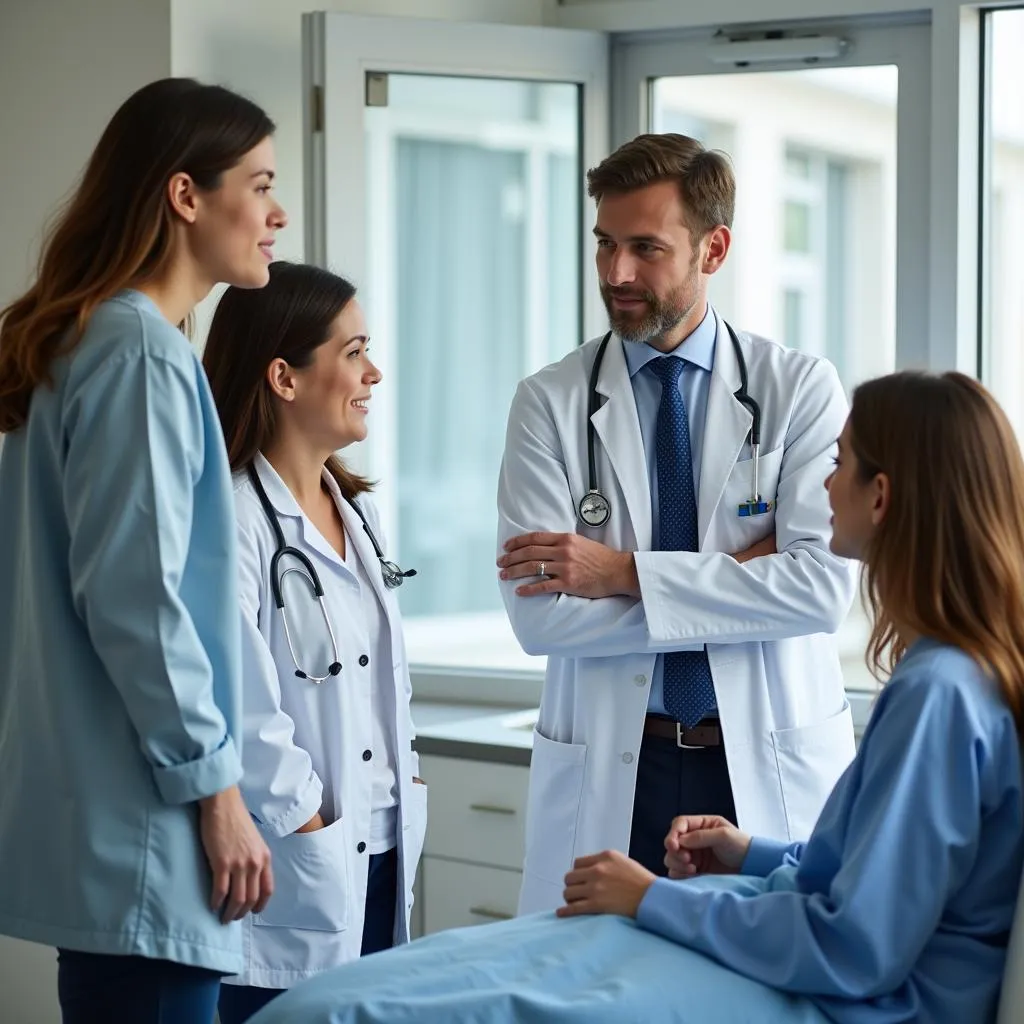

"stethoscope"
[577,320,771,529]
[248,464,416,683]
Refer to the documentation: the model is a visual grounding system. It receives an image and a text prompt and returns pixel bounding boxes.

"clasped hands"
[498,531,777,598]
[556,814,752,920]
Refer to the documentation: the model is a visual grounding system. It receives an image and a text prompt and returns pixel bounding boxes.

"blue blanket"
[248,912,831,1023]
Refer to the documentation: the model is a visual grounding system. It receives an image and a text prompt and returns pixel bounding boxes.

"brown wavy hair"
[203,261,372,501]
[850,371,1024,730]
[0,78,275,433]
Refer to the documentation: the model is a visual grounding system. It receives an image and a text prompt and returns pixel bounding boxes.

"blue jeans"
[56,949,222,1024]
[218,846,398,1024]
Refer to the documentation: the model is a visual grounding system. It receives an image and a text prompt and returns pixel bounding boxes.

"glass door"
[613,18,931,696]
[303,14,607,671]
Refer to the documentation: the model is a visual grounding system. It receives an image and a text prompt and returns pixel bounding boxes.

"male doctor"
[496,133,858,915]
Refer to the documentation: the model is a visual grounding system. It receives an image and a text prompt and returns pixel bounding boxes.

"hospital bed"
[249,865,1024,1024]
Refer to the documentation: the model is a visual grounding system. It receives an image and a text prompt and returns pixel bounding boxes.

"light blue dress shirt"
[636,638,1024,1024]
[0,290,245,973]
[622,304,717,716]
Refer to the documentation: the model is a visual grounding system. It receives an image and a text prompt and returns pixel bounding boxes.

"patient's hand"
[664,815,752,879]
[731,532,777,564]
[557,850,655,919]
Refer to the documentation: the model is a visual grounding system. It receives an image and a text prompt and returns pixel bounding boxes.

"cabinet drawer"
[419,754,529,870]
[422,856,522,935]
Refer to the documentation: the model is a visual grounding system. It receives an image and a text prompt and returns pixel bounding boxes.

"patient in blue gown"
[250,372,1024,1024]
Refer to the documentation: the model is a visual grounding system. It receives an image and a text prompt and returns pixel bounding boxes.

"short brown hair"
[586,133,735,240]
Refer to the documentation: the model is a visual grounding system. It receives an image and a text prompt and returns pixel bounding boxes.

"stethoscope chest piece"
[578,489,611,528]
[579,321,773,526]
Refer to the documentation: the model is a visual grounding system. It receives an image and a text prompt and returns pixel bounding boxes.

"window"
[362,75,581,666]
[304,14,609,674]
[651,67,896,393]
[651,65,899,693]
[980,7,1024,440]
[779,146,852,378]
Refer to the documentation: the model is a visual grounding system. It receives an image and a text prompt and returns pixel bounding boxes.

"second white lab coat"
[226,455,426,988]
[497,322,858,915]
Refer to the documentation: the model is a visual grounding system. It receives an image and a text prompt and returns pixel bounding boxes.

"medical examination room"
[3,0,1024,1021]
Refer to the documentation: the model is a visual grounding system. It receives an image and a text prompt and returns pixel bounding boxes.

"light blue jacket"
[637,638,1024,1023]
[0,290,245,973]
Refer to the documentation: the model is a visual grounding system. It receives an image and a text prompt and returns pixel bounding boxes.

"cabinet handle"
[469,905,513,921]
[469,803,516,816]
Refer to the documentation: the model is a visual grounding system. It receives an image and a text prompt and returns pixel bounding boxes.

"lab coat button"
[622,752,634,764]
[362,749,372,762]
[359,654,369,667]
[634,674,646,687]
[357,842,366,854]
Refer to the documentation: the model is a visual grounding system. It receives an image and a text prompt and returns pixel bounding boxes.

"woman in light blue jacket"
[0,78,287,1024]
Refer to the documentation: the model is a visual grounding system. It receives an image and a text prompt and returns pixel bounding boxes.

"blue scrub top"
[637,638,1024,1023]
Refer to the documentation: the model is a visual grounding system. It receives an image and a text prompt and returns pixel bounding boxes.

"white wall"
[0,0,171,310]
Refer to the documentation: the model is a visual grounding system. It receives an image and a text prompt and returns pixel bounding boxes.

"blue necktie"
[649,357,716,727]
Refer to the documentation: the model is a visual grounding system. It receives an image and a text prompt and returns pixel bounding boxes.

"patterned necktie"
[649,357,716,727]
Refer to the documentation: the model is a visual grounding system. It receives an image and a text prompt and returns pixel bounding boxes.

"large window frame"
[303,13,608,703]
[305,4,1013,717]
[978,5,1024,438]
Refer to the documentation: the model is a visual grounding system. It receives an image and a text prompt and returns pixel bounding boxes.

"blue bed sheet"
[248,911,832,1023]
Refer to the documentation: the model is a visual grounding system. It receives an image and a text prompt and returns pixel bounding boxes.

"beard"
[601,268,700,345]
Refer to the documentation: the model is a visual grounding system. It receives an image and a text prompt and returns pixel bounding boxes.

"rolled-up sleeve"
[62,344,240,804]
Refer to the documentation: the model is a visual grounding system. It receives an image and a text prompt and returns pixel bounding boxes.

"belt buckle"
[675,722,705,750]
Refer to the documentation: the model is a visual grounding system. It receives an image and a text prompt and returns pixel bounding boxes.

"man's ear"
[702,225,731,275]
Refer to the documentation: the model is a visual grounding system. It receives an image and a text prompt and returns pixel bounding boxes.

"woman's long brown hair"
[203,261,372,501]
[0,78,274,432]
[850,371,1024,731]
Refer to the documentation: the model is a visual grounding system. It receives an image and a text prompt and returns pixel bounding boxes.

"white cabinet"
[417,753,530,936]
[422,858,523,935]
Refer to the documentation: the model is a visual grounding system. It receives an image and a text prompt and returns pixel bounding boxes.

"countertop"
[409,688,876,767]
[411,701,536,766]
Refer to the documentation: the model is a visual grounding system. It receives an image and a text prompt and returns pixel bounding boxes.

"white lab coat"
[226,455,426,988]
[498,321,858,915]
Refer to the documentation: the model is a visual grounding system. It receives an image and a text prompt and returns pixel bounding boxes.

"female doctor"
[203,261,427,1023]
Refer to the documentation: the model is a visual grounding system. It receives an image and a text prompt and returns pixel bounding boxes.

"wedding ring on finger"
[538,561,546,578]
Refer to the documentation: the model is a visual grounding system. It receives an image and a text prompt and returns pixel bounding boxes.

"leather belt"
[643,715,722,748]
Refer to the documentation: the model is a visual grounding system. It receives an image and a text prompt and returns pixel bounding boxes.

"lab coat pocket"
[401,781,429,898]
[716,445,783,553]
[255,817,349,932]
[772,701,856,838]
[523,730,587,885]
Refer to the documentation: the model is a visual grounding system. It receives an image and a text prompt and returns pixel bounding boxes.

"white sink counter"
[411,702,537,766]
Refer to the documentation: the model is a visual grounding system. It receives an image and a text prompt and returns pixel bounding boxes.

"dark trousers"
[56,949,222,1024]
[217,846,399,1024]
[627,731,737,876]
